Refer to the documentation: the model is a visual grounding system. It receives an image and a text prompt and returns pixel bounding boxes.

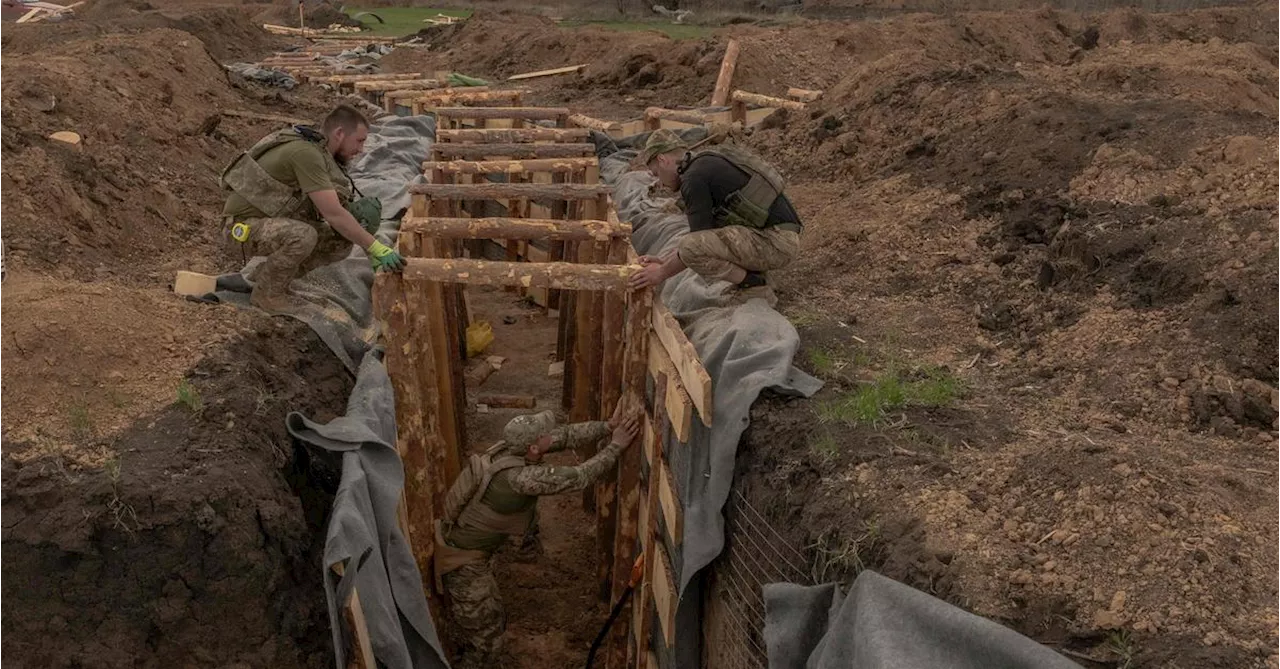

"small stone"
[981,151,999,165]
[49,130,82,145]
[1042,560,1058,572]
[1110,590,1127,612]
[1010,570,1034,585]
[1162,376,1179,388]
[1203,631,1223,646]
[1113,463,1133,476]
[1053,490,1066,502]
[1093,609,1123,629]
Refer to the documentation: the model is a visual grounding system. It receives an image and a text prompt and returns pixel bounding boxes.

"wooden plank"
[644,107,709,127]
[408,182,610,200]
[507,64,586,80]
[710,39,740,107]
[730,89,807,111]
[421,157,599,175]
[647,343,693,443]
[651,300,712,425]
[430,143,596,161]
[568,113,621,133]
[330,562,376,669]
[475,393,536,409]
[173,270,217,297]
[17,8,44,22]
[787,87,824,102]
[401,216,628,241]
[403,257,636,291]
[437,127,591,143]
[651,541,678,647]
[355,79,446,92]
[434,106,571,121]
[313,72,425,83]
[657,462,682,546]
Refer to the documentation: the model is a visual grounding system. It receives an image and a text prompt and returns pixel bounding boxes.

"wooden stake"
[595,238,629,606]
[507,64,587,80]
[401,216,628,241]
[710,39,740,107]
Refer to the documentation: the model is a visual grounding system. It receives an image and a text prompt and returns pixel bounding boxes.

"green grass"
[69,401,93,443]
[816,366,962,426]
[176,379,203,416]
[345,7,711,39]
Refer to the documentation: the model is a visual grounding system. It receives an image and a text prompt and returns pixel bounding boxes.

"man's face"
[330,124,369,164]
[648,153,680,191]
[524,434,554,463]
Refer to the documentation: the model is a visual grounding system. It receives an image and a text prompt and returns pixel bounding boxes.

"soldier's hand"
[612,414,641,449]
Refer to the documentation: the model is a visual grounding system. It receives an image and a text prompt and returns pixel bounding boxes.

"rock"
[1010,569,1034,585]
[1223,136,1267,165]
[1113,463,1133,476]
[1092,608,1123,629]
[1110,590,1127,611]
[836,132,859,156]
[981,151,999,165]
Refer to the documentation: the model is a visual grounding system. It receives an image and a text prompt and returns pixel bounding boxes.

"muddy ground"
[1,1,1276,668]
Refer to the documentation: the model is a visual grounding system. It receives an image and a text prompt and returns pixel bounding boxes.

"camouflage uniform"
[219,127,355,313]
[436,417,620,669]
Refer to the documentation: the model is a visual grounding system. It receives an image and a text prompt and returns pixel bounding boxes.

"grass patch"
[809,523,881,583]
[346,7,471,36]
[345,7,711,39]
[69,400,93,442]
[809,430,840,460]
[176,379,203,416]
[816,366,962,426]
[1106,630,1137,669]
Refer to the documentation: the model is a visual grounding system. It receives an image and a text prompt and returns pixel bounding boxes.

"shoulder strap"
[453,453,528,529]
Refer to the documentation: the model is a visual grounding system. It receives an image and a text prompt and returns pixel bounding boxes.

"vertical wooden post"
[710,39,741,107]
[422,197,468,467]
[595,238,629,606]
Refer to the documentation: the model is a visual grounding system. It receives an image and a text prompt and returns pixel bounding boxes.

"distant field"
[345,7,713,39]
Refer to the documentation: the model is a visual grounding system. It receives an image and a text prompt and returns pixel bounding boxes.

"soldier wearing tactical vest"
[220,105,405,314]
[628,128,802,302]
[435,403,640,669]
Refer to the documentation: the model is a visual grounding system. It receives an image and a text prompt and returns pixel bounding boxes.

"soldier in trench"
[628,128,803,303]
[434,401,641,669]
[218,104,404,314]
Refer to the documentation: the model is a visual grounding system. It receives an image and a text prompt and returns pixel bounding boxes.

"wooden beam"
[644,107,709,127]
[408,182,610,200]
[355,79,446,92]
[647,342,693,443]
[651,541,678,647]
[403,258,636,291]
[422,157,598,175]
[730,89,807,111]
[651,300,712,425]
[401,216,628,241]
[430,143,596,161]
[433,106,572,121]
[410,90,524,114]
[507,64,587,80]
[787,87,824,102]
[657,462,682,545]
[476,393,536,409]
[330,562,377,669]
[567,113,621,133]
[710,39,740,107]
[313,72,425,83]
[437,127,591,143]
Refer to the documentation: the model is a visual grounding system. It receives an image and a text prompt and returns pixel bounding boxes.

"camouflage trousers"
[677,224,800,283]
[442,558,504,669]
[223,217,351,305]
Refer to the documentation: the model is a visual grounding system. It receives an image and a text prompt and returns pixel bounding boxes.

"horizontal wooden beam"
[436,127,592,143]
[431,143,595,160]
[432,106,571,121]
[408,182,610,200]
[567,113,621,133]
[412,90,523,105]
[354,79,443,91]
[403,258,637,292]
[400,216,629,241]
[313,72,425,83]
[730,89,806,110]
[507,64,586,80]
[652,300,712,425]
[644,107,709,125]
[422,157,598,175]
[787,87,823,102]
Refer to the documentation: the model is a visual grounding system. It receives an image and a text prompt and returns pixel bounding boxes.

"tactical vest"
[219,127,353,221]
[682,143,787,229]
[433,444,537,585]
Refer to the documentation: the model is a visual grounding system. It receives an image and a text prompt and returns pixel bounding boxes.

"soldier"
[219,104,404,314]
[627,128,803,301]
[434,402,641,669]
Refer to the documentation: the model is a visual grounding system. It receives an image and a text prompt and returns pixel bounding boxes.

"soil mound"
[255,0,360,29]
[2,320,352,668]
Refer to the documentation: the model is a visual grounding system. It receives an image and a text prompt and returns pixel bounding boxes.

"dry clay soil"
[2,1,1278,668]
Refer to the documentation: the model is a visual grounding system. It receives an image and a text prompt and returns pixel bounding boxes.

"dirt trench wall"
[1,322,352,668]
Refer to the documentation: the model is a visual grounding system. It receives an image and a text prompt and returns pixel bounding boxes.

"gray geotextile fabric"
[287,354,451,669]
[763,572,1083,669]
[596,129,823,646]
[212,115,436,372]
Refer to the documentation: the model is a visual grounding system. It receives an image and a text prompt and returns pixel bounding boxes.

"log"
[411,89,523,106]
[314,72,425,83]
[567,113,621,133]
[507,64,587,80]
[652,300,713,425]
[355,79,444,91]
[408,182,610,200]
[403,258,636,291]
[437,127,592,143]
[421,157,598,175]
[596,238,628,605]
[432,106,572,121]
[430,143,596,161]
[787,87,824,102]
[730,89,807,111]
[710,39,740,107]
[644,106,710,129]
[476,393,536,409]
[400,216,629,241]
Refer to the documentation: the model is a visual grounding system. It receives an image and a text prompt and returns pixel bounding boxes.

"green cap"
[503,411,558,450]
[638,129,689,164]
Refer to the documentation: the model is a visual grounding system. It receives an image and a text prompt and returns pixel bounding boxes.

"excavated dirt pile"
[735,4,1278,667]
